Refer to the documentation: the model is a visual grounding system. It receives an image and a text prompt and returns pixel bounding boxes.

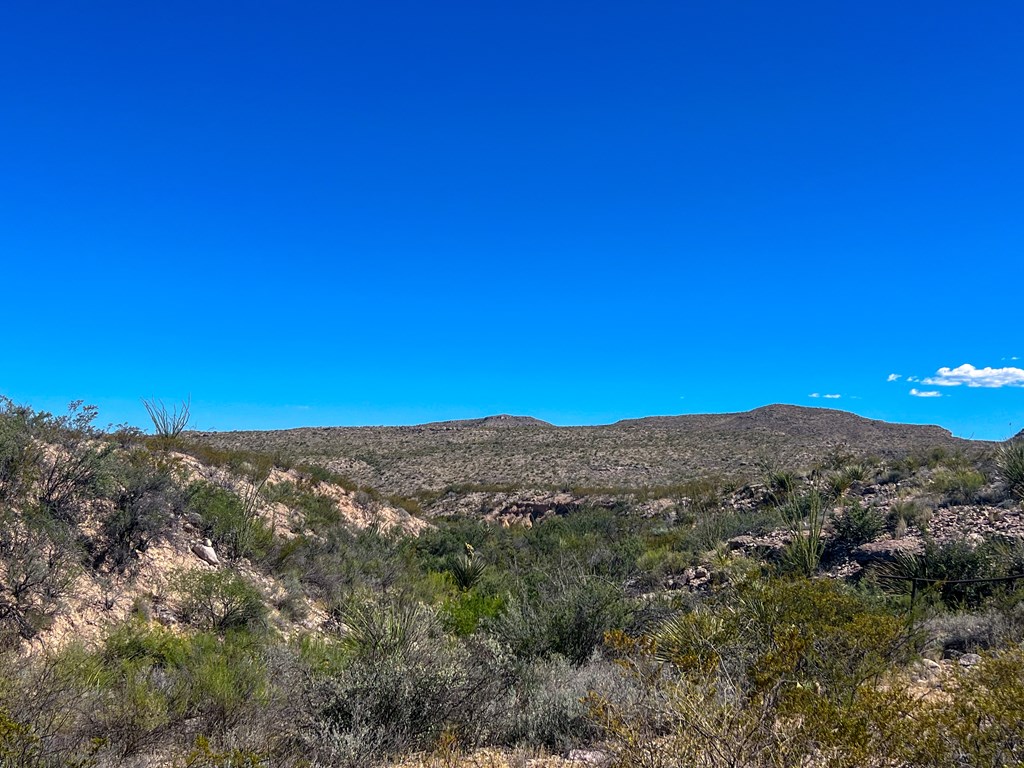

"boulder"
[851,538,922,566]
[191,540,220,566]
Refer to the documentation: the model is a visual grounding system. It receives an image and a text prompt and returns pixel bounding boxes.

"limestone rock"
[191,540,220,566]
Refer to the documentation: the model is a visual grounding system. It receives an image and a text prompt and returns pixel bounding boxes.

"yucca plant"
[448,544,488,591]
[779,489,826,577]
[996,440,1024,501]
[338,598,437,661]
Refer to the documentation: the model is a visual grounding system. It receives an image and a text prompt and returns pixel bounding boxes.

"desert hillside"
[2,397,1023,767]
[193,404,981,496]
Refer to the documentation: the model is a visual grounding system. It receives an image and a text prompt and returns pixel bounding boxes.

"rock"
[567,749,613,767]
[726,533,789,559]
[922,658,941,670]
[191,541,220,566]
[851,538,922,566]
[959,653,982,668]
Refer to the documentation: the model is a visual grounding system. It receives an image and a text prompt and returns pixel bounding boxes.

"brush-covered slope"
[194,405,979,495]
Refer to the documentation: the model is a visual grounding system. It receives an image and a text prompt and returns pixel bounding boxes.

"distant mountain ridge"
[193,405,982,495]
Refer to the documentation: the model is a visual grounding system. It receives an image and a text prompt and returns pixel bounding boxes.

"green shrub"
[879,538,1010,608]
[489,572,628,665]
[931,466,986,505]
[830,501,885,550]
[187,482,273,561]
[440,591,504,636]
[98,452,182,572]
[304,618,511,765]
[173,569,268,633]
[0,508,79,648]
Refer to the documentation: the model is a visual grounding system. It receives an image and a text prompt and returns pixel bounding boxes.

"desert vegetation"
[0,397,1022,766]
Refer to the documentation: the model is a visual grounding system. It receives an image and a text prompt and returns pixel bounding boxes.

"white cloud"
[887,374,901,382]
[907,376,920,382]
[910,388,942,398]
[923,363,1024,388]
[823,394,841,399]
[809,393,820,398]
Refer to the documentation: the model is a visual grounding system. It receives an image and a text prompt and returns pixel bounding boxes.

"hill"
[193,404,980,496]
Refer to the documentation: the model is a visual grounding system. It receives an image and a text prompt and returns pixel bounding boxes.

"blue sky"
[2,1,1022,439]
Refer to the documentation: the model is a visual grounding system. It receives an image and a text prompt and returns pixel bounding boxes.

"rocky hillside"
[193,404,982,496]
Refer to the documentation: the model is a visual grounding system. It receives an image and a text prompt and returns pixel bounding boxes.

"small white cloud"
[887,374,901,382]
[809,393,820,398]
[923,363,1024,388]
[910,388,942,398]
[907,376,920,382]
[823,394,841,399]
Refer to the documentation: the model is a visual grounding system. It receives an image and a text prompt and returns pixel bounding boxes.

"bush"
[32,401,114,523]
[0,508,79,648]
[303,603,512,765]
[830,501,885,550]
[97,452,182,572]
[174,569,268,634]
[489,572,629,665]
[931,466,986,505]
[187,483,273,562]
[505,656,630,751]
[879,538,1010,608]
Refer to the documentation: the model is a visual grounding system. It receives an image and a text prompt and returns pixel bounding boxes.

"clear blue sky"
[2,1,1022,440]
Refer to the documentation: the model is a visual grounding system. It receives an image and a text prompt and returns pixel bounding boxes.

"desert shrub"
[0,706,43,767]
[505,655,630,751]
[275,525,411,606]
[897,648,1024,767]
[830,500,885,550]
[0,398,40,504]
[303,601,512,765]
[923,603,1024,655]
[688,508,768,552]
[996,439,1024,501]
[31,401,114,523]
[36,621,276,759]
[636,547,690,580]
[173,569,267,634]
[0,508,79,648]
[440,590,504,636]
[489,572,629,665]
[187,482,273,562]
[931,465,986,505]
[879,538,1012,608]
[97,452,182,572]
[887,498,930,534]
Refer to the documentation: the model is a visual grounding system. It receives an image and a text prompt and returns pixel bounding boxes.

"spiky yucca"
[996,440,1024,501]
